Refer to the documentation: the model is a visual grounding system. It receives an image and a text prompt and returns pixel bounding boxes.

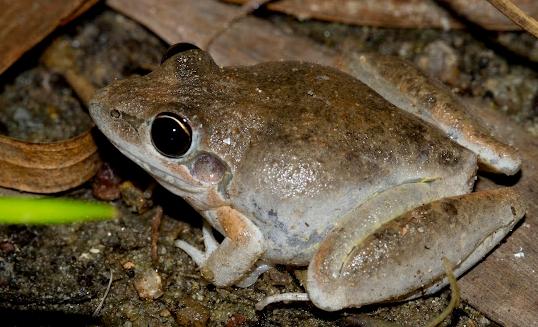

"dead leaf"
[223,0,538,31]
[0,131,100,193]
[0,0,99,75]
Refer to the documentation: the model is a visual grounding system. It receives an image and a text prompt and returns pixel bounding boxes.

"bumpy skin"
[89,49,524,309]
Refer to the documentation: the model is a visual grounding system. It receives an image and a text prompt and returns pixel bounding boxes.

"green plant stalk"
[0,197,117,224]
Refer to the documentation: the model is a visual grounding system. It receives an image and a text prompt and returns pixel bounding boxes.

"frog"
[89,43,525,311]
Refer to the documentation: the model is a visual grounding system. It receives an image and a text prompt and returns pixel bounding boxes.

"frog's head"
[89,43,241,211]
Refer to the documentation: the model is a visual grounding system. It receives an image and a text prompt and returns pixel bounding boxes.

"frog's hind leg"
[306,187,524,311]
[342,54,521,175]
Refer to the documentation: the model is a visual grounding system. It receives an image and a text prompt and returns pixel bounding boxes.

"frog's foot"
[306,188,525,311]
[175,206,265,287]
[255,292,310,310]
[175,221,219,267]
[235,262,272,288]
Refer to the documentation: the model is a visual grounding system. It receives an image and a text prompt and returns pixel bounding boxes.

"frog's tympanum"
[89,44,525,311]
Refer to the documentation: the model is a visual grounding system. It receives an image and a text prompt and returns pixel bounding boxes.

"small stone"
[133,268,163,299]
[225,314,248,327]
[92,162,122,201]
[159,309,171,317]
[122,261,135,270]
[175,296,209,327]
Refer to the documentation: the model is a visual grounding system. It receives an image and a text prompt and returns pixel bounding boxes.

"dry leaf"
[0,131,100,193]
[224,0,538,30]
[0,0,99,75]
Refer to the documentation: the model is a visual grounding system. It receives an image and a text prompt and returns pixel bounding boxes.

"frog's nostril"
[191,153,226,184]
[110,109,121,119]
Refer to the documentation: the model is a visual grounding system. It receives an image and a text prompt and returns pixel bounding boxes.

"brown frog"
[89,44,525,311]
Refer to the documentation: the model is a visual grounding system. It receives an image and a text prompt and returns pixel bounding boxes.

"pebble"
[133,268,163,299]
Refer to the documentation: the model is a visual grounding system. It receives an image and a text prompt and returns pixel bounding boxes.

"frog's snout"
[88,88,114,129]
[190,153,226,184]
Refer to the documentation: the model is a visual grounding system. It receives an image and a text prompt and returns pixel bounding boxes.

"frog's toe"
[202,221,219,253]
[175,222,220,267]
[175,239,207,267]
[235,262,272,287]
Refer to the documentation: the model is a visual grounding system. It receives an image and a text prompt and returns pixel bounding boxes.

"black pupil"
[151,113,192,157]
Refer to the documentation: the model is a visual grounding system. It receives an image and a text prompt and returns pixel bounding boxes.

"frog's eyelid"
[161,43,201,64]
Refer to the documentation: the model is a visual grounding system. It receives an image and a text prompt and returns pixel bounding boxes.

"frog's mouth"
[109,139,205,193]
[110,139,229,211]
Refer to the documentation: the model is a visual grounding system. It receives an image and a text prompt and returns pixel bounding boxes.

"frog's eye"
[160,43,201,64]
[151,112,192,158]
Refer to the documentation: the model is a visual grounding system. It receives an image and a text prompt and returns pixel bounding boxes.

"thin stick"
[425,258,461,327]
[151,206,163,265]
[93,270,114,317]
[486,0,538,38]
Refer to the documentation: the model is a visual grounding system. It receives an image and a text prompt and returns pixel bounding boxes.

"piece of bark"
[106,1,538,325]
[0,0,99,75]
[223,0,538,31]
[0,131,101,193]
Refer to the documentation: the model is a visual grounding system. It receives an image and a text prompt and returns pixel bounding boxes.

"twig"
[93,269,114,317]
[151,206,163,265]
[425,257,461,327]
[486,0,538,38]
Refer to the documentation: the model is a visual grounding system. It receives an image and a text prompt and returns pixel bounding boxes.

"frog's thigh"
[201,206,265,286]
[306,188,525,311]
[342,53,520,175]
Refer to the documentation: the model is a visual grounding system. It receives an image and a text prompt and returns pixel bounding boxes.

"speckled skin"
[89,49,525,311]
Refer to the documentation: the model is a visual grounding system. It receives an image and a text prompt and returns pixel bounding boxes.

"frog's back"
[212,62,477,264]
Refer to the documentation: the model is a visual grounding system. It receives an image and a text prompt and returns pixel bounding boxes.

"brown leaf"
[223,0,538,31]
[0,130,101,193]
[0,0,99,75]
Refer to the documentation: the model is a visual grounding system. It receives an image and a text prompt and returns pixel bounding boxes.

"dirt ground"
[0,3,536,326]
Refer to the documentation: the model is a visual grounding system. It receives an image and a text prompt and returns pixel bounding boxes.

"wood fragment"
[151,206,163,265]
[42,39,97,105]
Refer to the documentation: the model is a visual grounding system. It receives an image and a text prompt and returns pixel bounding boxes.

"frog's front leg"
[342,53,521,175]
[175,206,265,286]
[306,187,524,311]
